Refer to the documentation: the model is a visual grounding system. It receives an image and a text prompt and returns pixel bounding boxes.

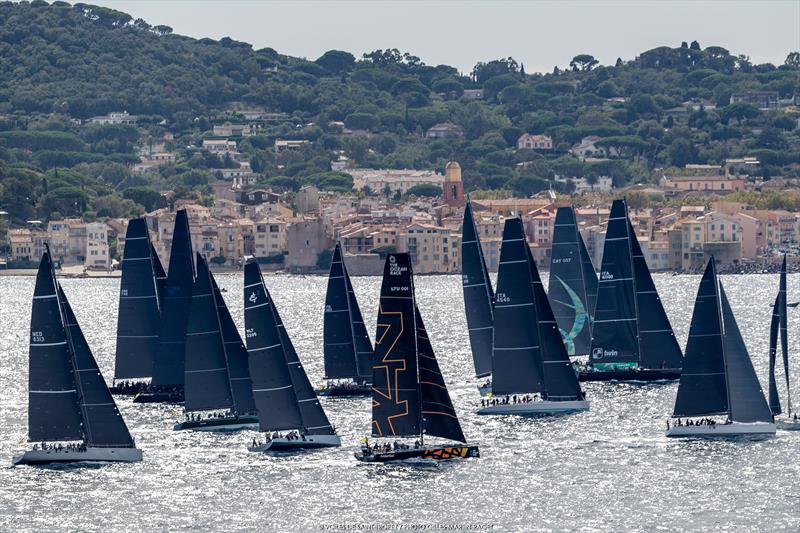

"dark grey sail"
[578,232,598,317]
[528,246,584,401]
[323,243,359,379]
[243,261,303,431]
[211,275,256,415]
[629,222,683,369]
[28,249,83,441]
[768,295,782,415]
[461,200,495,378]
[152,209,195,388]
[549,206,594,356]
[492,218,544,395]
[673,258,728,417]
[273,296,335,435]
[151,242,167,303]
[779,255,791,414]
[590,199,639,364]
[58,284,135,448]
[719,285,773,423]
[184,255,233,412]
[416,307,467,443]
[372,253,422,438]
[114,218,161,380]
[345,265,375,383]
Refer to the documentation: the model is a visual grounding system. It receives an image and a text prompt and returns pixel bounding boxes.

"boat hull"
[317,384,372,397]
[133,389,184,404]
[248,434,341,452]
[12,447,142,466]
[355,444,480,463]
[775,417,800,431]
[578,368,681,383]
[666,422,776,438]
[477,399,589,415]
[173,415,259,432]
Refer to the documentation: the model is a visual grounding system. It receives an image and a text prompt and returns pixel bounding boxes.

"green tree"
[315,50,355,73]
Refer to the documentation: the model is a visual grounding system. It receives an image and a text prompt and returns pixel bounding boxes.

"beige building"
[348,168,445,195]
[9,229,47,263]
[397,223,459,274]
[286,217,332,272]
[254,218,288,258]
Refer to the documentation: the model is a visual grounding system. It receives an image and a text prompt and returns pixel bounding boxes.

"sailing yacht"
[134,209,195,404]
[666,257,775,437]
[584,199,683,382]
[13,247,142,465]
[356,253,479,463]
[111,218,163,396]
[477,218,588,416]
[173,255,258,431]
[319,243,374,397]
[243,261,341,451]
[766,255,799,430]
[461,200,495,396]
[548,206,598,357]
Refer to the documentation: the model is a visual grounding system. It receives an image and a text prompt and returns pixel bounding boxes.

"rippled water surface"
[2,272,800,531]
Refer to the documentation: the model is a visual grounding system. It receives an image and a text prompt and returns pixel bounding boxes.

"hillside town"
[4,148,799,275]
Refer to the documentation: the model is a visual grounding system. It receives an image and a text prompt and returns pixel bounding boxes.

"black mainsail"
[672,258,772,423]
[461,200,495,378]
[151,242,167,303]
[768,295,782,415]
[323,243,374,383]
[184,255,234,412]
[152,209,196,388]
[212,275,256,415]
[629,222,683,369]
[548,206,596,356]
[114,218,162,381]
[528,245,585,402]
[58,284,135,448]
[491,218,544,395]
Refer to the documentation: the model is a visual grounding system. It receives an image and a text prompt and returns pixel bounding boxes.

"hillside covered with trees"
[0,0,799,232]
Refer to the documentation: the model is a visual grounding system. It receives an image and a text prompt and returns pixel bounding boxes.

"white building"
[84,222,110,269]
[554,175,613,193]
[348,168,445,194]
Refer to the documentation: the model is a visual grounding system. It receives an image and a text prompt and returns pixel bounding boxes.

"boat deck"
[355,443,479,463]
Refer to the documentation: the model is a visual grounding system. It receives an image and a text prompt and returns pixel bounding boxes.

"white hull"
[775,417,800,431]
[666,422,776,438]
[248,434,341,452]
[12,446,142,466]
[477,399,589,415]
[177,421,259,432]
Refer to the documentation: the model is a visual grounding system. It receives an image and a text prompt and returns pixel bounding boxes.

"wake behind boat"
[665,257,775,438]
[13,247,142,466]
[319,243,374,397]
[477,218,588,416]
[173,254,258,432]
[356,253,479,463]
[243,261,340,453]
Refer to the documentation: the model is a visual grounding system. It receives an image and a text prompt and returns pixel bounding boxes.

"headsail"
[673,258,728,418]
[719,285,773,423]
[114,218,161,380]
[578,233,598,318]
[151,241,167,303]
[183,255,233,412]
[629,222,683,369]
[779,255,791,414]
[548,206,595,356]
[243,261,303,431]
[528,245,584,402]
[461,200,495,378]
[768,295,782,415]
[27,249,83,442]
[152,209,195,387]
[491,218,544,395]
[323,243,359,380]
[58,284,135,448]
[371,253,421,438]
[590,199,639,364]
[345,263,375,383]
[416,307,466,443]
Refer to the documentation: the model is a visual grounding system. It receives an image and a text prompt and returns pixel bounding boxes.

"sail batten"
[461,201,495,378]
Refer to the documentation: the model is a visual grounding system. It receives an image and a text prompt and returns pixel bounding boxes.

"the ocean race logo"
[388,255,407,276]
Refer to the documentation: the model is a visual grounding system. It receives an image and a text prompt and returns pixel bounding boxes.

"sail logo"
[592,347,618,359]
[496,292,510,304]
[324,304,333,312]
[249,291,258,303]
[601,271,614,280]
[388,255,407,276]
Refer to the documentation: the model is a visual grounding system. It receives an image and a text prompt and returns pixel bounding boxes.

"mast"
[779,255,791,415]
[243,261,304,432]
[152,209,196,388]
[114,218,161,381]
[461,200,495,378]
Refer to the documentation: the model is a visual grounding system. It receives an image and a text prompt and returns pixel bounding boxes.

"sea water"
[1,273,798,531]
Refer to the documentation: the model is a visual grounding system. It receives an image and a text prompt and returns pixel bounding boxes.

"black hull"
[578,368,681,382]
[133,387,184,404]
[355,444,479,463]
[109,382,148,396]
[318,383,372,397]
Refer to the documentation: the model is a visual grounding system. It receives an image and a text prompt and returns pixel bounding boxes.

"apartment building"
[397,223,459,274]
[254,218,288,258]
